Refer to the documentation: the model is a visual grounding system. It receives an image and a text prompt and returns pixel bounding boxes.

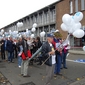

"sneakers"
[23,75,30,77]
[54,74,57,77]
[56,73,62,76]
[18,66,21,68]
[64,67,68,69]
[11,61,14,63]
[8,61,10,63]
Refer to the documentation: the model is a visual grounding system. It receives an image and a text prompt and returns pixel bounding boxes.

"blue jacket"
[6,40,14,52]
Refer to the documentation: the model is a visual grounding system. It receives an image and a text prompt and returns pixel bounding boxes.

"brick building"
[56,0,85,47]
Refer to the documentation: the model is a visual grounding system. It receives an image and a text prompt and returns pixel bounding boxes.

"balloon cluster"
[31,23,37,32]
[31,23,46,38]
[30,23,37,38]
[0,22,46,40]
[61,12,84,38]
[17,22,23,27]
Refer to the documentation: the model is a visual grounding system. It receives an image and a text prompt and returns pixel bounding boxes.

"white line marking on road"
[66,59,85,64]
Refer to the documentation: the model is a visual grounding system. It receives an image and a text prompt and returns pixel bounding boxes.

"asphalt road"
[0,53,85,85]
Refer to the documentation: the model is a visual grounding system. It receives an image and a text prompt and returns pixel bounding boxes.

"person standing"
[53,32,63,76]
[4,37,8,61]
[62,44,70,69]
[0,38,5,60]
[16,37,23,68]
[6,37,15,63]
[21,36,30,77]
[35,36,42,65]
[41,33,56,85]
[13,39,18,58]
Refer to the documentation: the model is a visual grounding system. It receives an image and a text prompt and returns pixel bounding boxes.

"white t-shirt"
[49,43,56,64]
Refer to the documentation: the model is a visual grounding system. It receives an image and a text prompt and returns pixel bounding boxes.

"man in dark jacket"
[35,36,42,65]
[41,33,56,85]
[6,37,15,63]
[0,39,5,60]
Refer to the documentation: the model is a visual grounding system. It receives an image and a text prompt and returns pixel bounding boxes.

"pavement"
[69,49,85,55]
[0,51,85,85]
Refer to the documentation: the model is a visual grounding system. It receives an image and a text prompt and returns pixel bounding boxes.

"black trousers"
[1,51,5,60]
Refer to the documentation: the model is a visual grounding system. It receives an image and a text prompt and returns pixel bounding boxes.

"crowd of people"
[0,31,70,85]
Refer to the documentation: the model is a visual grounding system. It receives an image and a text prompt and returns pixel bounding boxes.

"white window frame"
[81,0,85,10]
[70,0,73,13]
[75,0,78,12]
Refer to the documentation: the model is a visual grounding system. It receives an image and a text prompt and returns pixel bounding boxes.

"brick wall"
[56,0,85,39]
[56,0,70,39]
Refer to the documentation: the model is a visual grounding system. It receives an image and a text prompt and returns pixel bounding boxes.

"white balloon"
[17,22,23,27]
[26,29,28,32]
[9,30,11,33]
[73,22,81,31]
[68,28,74,34]
[69,17,75,27]
[61,23,68,31]
[62,14,72,25]
[12,31,18,35]
[15,31,18,34]
[42,31,45,36]
[73,29,84,38]
[40,31,45,37]
[31,28,36,32]
[74,12,83,23]
[26,30,31,35]
[33,23,37,28]
[83,46,85,51]
[31,34,34,38]
[1,29,4,33]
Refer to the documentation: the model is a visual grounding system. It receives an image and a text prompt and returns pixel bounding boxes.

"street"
[0,53,85,85]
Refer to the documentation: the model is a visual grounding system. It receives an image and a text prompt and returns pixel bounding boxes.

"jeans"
[8,52,14,62]
[18,56,22,66]
[62,52,67,67]
[54,55,62,74]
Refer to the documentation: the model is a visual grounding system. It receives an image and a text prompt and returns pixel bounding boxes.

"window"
[44,26,49,40]
[81,0,85,10]
[75,0,78,12]
[50,9,55,22]
[45,11,49,23]
[70,0,73,13]
[39,13,43,24]
[31,16,33,24]
[34,16,37,23]
[50,24,55,32]
[52,9,55,22]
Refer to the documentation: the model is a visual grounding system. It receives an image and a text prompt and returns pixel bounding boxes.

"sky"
[0,0,59,29]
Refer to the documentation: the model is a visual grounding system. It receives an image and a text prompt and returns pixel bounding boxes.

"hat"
[54,32,62,38]
[47,33,53,38]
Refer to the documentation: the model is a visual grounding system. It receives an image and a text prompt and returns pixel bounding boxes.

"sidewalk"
[70,78,85,85]
[69,49,85,55]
